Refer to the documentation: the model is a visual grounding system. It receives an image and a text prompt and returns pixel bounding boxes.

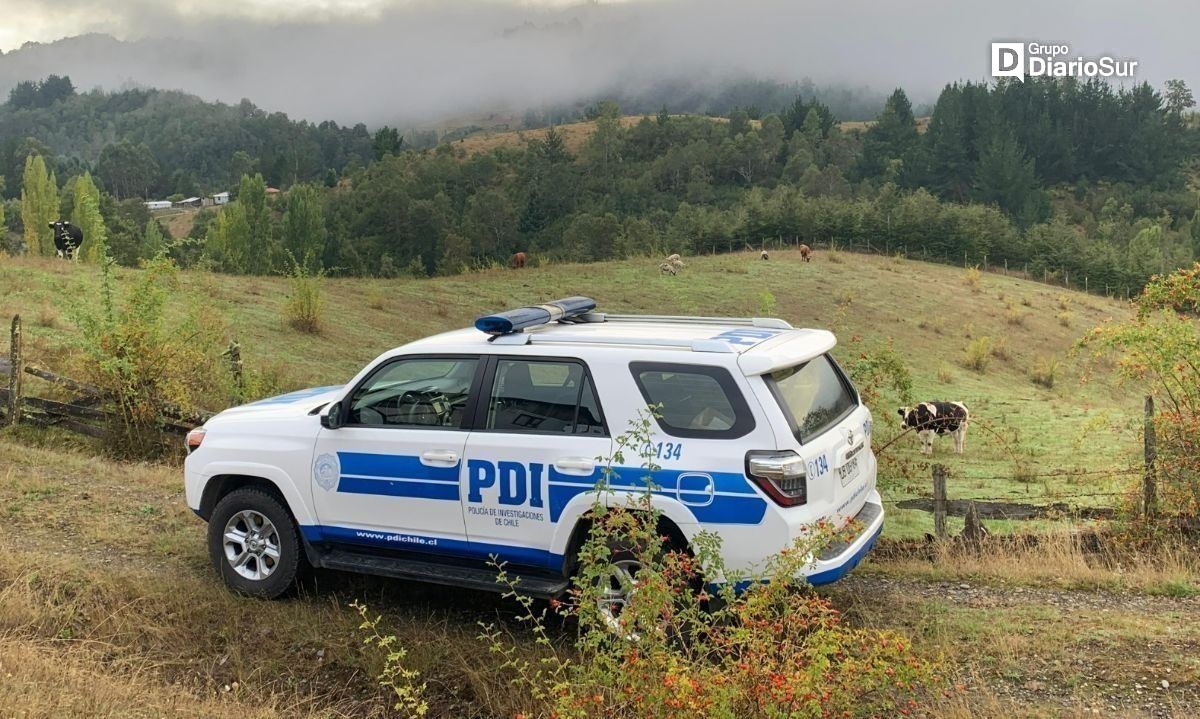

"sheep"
[760,249,769,261]
[659,261,678,276]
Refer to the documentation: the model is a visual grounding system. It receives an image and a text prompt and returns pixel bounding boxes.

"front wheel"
[208,488,303,598]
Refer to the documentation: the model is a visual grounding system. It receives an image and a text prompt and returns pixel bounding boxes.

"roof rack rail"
[488,332,737,353]
[577,312,792,329]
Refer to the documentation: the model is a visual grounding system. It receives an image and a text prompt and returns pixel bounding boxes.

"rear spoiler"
[737,329,836,376]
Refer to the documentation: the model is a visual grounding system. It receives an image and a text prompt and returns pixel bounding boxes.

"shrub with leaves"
[1030,355,1060,388]
[475,408,935,718]
[1081,262,1200,516]
[963,336,993,372]
[75,255,225,457]
[284,255,325,333]
[964,265,982,293]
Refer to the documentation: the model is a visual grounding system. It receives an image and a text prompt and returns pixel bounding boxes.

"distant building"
[266,187,281,195]
[144,200,172,211]
[213,191,230,205]
[175,197,202,208]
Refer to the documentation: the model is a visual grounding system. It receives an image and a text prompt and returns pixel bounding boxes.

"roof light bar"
[475,296,597,335]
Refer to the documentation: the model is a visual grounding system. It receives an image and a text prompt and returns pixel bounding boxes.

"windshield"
[768,354,857,443]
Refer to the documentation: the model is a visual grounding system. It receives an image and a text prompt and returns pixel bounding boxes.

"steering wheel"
[396,389,451,426]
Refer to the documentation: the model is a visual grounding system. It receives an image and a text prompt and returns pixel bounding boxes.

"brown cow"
[510,252,527,269]
[799,244,812,262]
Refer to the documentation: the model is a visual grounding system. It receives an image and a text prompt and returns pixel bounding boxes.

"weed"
[1057,311,1073,327]
[758,290,777,316]
[285,260,325,333]
[965,265,982,293]
[937,363,955,384]
[1030,355,1061,388]
[990,337,1012,361]
[963,336,993,372]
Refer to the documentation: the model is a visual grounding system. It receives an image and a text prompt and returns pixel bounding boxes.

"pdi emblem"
[314,453,340,491]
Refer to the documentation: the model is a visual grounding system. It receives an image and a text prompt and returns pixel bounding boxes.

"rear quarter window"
[629,362,755,439]
[767,354,858,443]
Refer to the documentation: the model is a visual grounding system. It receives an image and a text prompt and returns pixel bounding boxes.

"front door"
[310,355,482,556]
[461,357,611,571]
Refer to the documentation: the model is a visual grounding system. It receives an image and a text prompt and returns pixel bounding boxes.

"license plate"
[837,456,860,486]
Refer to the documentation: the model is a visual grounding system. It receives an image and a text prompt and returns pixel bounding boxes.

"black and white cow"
[48,221,84,260]
[897,401,969,454]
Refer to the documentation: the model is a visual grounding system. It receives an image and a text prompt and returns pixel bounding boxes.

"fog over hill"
[1,0,1196,127]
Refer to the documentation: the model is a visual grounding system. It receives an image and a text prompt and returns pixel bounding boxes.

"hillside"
[1,249,1141,538]
[5,251,1199,718]
[447,115,930,155]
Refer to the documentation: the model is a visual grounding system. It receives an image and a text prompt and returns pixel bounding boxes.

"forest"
[3,73,1199,294]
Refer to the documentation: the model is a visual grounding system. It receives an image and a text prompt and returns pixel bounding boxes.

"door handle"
[554,457,596,473]
[420,450,459,465]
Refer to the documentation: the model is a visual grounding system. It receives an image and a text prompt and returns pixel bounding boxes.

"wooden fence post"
[7,315,22,426]
[1143,395,1157,520]
[933,464,948,539]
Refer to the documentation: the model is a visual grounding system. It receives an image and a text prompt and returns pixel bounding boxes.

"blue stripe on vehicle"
[337,452,461,483]
[300,525,564,570]
[244,385,342,406]
[326,452,767,525]
[337,476,460,501]
[548,466,758,496]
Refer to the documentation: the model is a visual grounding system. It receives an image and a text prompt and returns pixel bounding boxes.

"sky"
[0,0,1196,126]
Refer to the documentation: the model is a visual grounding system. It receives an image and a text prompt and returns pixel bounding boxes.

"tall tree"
[237,173,272,274]
[856,88,920,183]
[142,218,167,260]
[372,126,403,160]
[974,129,1046,226]
[19,154,57,255]
[204,204,251,273]
[281,183,327,269]
[71,172,108,262]
[96,141,159,199]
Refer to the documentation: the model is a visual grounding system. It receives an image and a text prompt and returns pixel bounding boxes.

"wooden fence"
[1,314,213,438]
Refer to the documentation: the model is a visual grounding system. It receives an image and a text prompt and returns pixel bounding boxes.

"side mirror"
[320,402,343,430]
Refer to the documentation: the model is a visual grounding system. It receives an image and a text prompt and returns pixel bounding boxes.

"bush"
[1004,308,1026,326]
[937,363,955,384]
[990,336,1012,361]
[758,290,776,316]
[1030,355,1060,388]
[285,260,325,333]
[964,265,982,293]
[1058,311,1073,327]
[75,255,225,458]
[361,408,940,719]
[963,336,993,372]
[1080,262,1200,516]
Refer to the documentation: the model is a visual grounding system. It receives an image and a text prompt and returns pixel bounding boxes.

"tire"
[208,488,303,599]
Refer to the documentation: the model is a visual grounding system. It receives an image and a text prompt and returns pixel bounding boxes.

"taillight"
[185,427,206,452]
[746,450,807,507]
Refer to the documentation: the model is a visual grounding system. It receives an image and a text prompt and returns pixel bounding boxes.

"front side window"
[630,362,755,439]
[486,359,606,435]
[768,354,857,443]
[347,357,479,428]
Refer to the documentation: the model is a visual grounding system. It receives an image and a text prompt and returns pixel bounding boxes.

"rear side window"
[487,359,607,435]
[630,362,755,439]
[767,354,857,443]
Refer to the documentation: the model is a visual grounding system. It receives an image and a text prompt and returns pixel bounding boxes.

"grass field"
[2,249,1197,717]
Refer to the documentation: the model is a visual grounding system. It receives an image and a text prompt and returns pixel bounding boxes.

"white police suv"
[184,297,882,602]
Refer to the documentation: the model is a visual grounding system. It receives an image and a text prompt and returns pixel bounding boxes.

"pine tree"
[856,88,920,183]
[974,130,1045,226]
[19,155,58,256]
[72,172,107,262]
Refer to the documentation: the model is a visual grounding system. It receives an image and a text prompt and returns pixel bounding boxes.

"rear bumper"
[804,492,884,586]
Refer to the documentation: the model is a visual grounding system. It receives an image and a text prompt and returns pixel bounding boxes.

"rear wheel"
[208,488,302,598]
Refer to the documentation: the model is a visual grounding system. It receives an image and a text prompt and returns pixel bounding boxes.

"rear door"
[460,357,612,570]
[309,355,483,554]
[760,354,872,522]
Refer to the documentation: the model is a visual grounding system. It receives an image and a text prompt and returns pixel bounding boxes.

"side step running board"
[318,549,570,598]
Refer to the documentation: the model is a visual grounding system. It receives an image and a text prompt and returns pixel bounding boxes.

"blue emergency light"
[475,296,596,335]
